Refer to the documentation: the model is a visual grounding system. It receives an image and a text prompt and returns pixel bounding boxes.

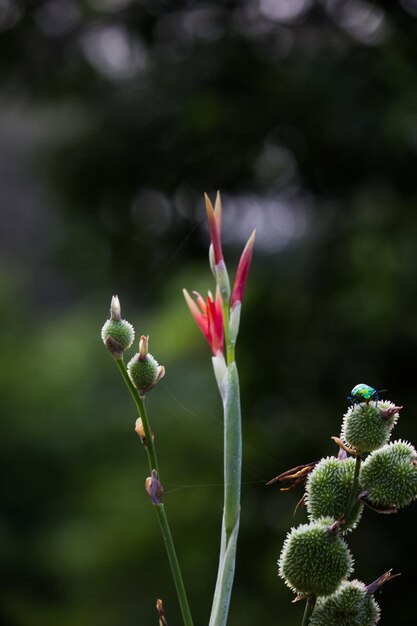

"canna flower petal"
[205,192,223,265]
[231,229,256,308]
[183,287,224,356]
[183,289,210,343]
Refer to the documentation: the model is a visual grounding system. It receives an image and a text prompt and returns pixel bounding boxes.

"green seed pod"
[101,295,135,357]
[341,401,399,453]
[278,518,353,597]
[359,440,417,509]
[127,336,165,394]
[306,457,363,532]
[310,580,380,626]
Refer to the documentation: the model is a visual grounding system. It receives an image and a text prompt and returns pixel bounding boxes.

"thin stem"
[301,597,316,626]
[114,357,159,475]
[114,357,193,626]
[345,454,362,524]
[209,361,241,626]
[154,505,194,626]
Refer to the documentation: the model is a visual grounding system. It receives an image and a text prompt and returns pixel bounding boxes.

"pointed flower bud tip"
[214,190,222,229]
[139,335,149,361]
[205,192,223,265]
[231,229,256,307]
[110,294,121,320]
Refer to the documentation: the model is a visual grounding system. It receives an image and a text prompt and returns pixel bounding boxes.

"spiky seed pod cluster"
[127,336,165,395]
[305,457,363,532]
[309,579,380,626]
[359,440,417,509]
[101,295,135,357]
[278,518,353,597]
[341,401,399,453]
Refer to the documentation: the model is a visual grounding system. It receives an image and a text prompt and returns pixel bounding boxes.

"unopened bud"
[135,417,153,446]
[214,259,231,305]
[101,295,135,358]
[145,469,163,504]
[156,599,168,626]
[139,335,149,361]
[110,295,121,320]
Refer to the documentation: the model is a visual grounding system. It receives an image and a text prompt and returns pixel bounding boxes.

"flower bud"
[306,457,363,532]
[278,518,353,597]
[359,440,417,509]
[309,580,380,626]
[341,401,399,453]
[101,295,135,358]
[127,336,165,394]
[145,469,163,504]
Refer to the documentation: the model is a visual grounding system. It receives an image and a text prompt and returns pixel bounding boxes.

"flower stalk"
[184,192,255,626]
[113,354,194,626]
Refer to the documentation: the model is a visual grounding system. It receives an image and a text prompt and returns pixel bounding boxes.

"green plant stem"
[115,357,159,475]
[154,504,194,626]
[301,597,316,626]
[114,357,194,626]
[345,454,362,524]
[209,313,241,626]
[222,303,235,365]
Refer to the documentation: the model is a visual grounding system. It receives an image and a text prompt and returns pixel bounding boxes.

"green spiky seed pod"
[309,580,380,626]
[278,518,353,597]
[101,319,135,351]
[306,457,363,532]
[127,336,165,394]
[359,440,417,509]
[341,401,399,453]
[101,295,135,357]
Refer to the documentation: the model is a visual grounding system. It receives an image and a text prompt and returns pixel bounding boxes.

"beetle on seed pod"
[341,384,401,453]
[278,517,354,597]
[101,295,135,358]
[305,456,363,532]
[359,440,417,510]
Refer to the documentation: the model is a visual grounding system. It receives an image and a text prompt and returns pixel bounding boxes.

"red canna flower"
[231,230,256,308]
[183,287,224,356]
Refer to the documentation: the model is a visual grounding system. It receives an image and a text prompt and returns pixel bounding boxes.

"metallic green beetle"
[347,383,381,406]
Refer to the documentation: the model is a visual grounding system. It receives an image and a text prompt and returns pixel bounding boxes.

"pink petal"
[231,230,256,307]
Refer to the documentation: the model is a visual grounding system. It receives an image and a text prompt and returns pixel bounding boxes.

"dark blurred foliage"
[1,0,417,624]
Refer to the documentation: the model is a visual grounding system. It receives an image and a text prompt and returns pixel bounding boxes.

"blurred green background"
[2,0,417,624]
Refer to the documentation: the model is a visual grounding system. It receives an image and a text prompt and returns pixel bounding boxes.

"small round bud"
[359,440,417,509]
[341,401,399,453]
[127,337,165,394]
[101,296,135,357]
[310,580,380,626]
[278,518,353,597]
[306,457,363,532]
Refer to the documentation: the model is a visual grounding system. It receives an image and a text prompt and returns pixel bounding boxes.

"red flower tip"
[205,192,223,265]
[183,287,224,356]
[231,229,256,308]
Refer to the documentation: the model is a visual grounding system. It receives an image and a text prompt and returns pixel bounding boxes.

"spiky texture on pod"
[127,353,160,393]
[341,401,399,453]
[278,518,354,597]
[306,457,363,532]
[359,440,417,508]
[309,580,380,626]
[101,319,135,353]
